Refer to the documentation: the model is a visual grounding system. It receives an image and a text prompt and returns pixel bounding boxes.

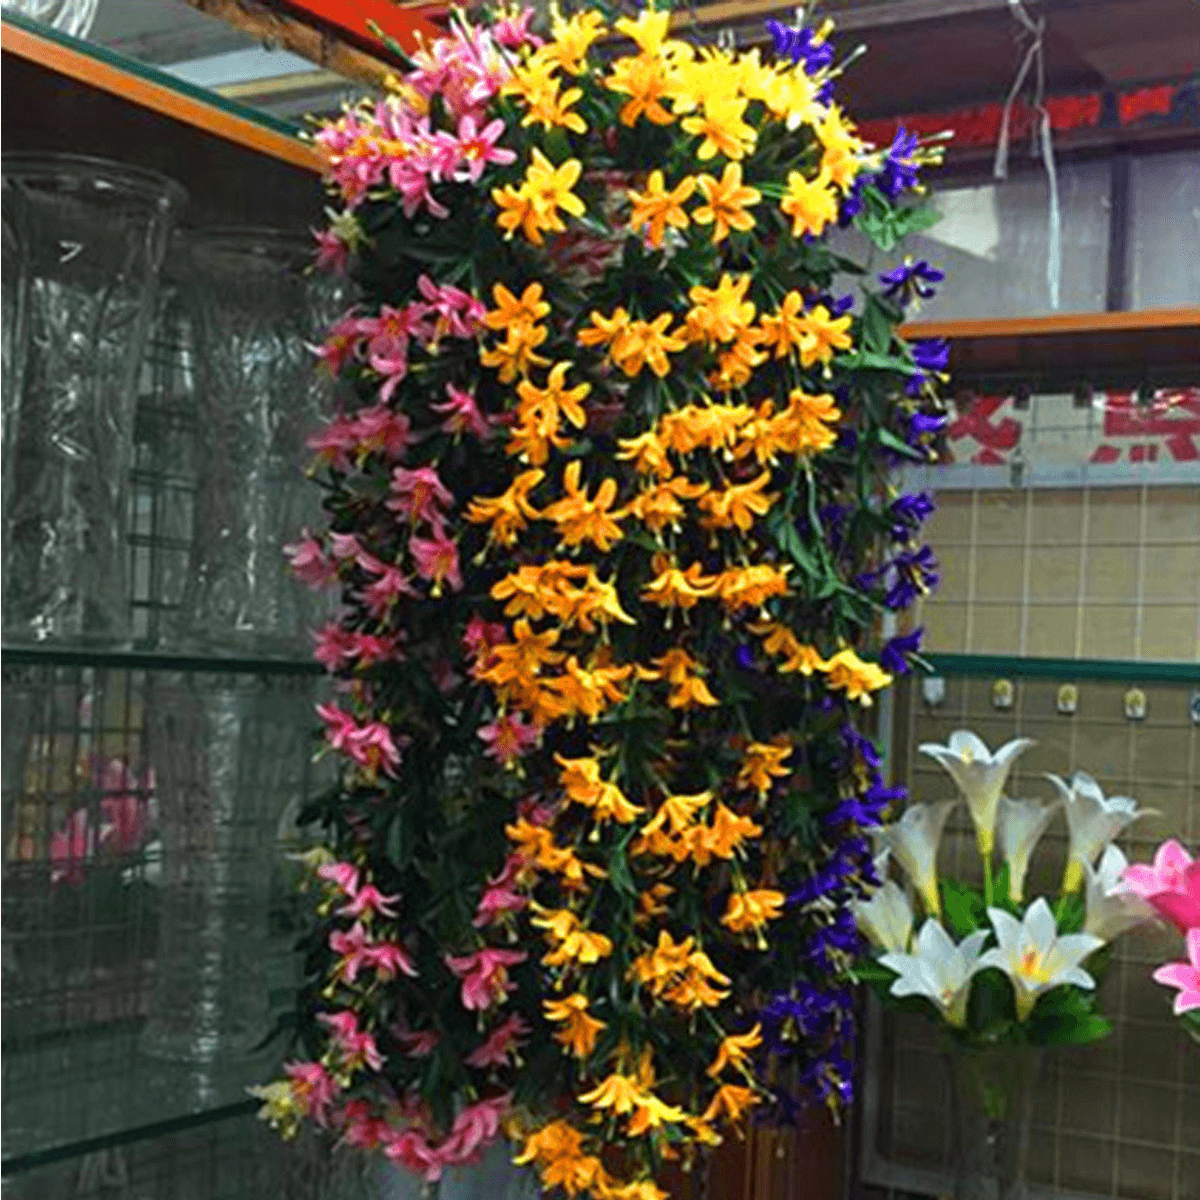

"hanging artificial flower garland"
[258,5,949,1196]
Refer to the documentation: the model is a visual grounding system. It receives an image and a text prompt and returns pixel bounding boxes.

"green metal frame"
[925,652,1200,684]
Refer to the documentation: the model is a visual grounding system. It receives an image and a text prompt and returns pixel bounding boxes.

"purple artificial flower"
[766,20,835,75]
[887,491,936,540]
[880,627,923,675]
[904,408,949,451]
[734,644,757,670]
[826,293,855,317]
[879,259,945,308]
[877,127,922,200]
[880,545,940,609]
[837,175,868,226]
[905,337,950,396]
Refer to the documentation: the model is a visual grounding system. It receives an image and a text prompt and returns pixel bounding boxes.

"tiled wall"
[873,674,1199,1200]
[914,485,1200,663]
[866,478,1200,1199]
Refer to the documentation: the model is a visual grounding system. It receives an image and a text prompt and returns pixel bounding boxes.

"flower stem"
[982,850,994,908]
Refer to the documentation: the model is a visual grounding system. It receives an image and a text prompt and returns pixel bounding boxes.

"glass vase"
[139,673,315,1063]
[1,154,185,646]
[946,1044,1043,1200]
[165,229,344,658]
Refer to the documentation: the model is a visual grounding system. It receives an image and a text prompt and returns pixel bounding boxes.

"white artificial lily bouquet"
[853,730,1155,1047]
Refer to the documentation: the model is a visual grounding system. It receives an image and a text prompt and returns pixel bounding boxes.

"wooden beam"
[0,17,323,173]
[900,307,1200,340]
[183,0,396,89]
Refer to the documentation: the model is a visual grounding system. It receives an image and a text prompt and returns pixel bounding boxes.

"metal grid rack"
[2,283,336,1197]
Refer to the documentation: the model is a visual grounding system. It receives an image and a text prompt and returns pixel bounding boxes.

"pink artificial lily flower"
[312,226,348,274]
[477,713,541,766]
[353,405,412,461]
[464,1016,528,1068]
[461,614,507,660]
[1122,839,1200,933]
[326,532,386,576]
[284,1061,339,1125]
[343,631,403,668]
[443,947,526,1011]
[395,1028,440,1057]
[317,702,359,753]
[339,883,401,920]
[312,623,355,672]
[360,566,418,619]
[451,115,517,184]
[317,860,359,896]
[345,721,404,777]
[319,1010,384,1072]
[472,878,526,928]
[432,384,492,439]
[284,534,338,588]
[387,466,455,525]
[409,527,463,595]
[337,1099,389,1150]
[1153,928,1200,1014]
[366,940,418,979]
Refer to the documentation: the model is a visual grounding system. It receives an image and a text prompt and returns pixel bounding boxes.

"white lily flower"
[880,918,989,1028]
[918,730,1033,857]
[881,801,957,917]
[852,880,914,953]
[997,797,1058,903]
[1083,844,1154,941]
[979,897,1103,1020]
[1047,771,1148,893]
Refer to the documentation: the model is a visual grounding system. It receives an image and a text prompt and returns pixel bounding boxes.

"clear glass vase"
[165,229,344,658]
[946,1044,1043,1200]
[139,673,316,1063]
[1,154,185,645]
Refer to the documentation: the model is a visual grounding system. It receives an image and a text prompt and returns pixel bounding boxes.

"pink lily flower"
[316,860,359,895]
[461,614,507,660]
[337,1099,388,1150]
[1153,927,1200,1014]
[443,947,526,1011]
[312,227,348,274]
[451,115,517,184]
[432,384,492,439]
[317,702,359,753]
[312,316,365,376]
[284,1061,339,1125]
[409,527,463,595]
[284,534,338,588]
[339,883,401,920]
[477,713,541,767]
[415,275,487,340]
[441,1094,511,1166]
[386,466,454,525]
[472,879,526,928]
[464,1016,528,1068]
[384,1129,442,1182]
[366,940,419,979]
[395,1028,440,1057]
[319,1010,385,1072]
[312,622,356,671]
[492,5,541,49]
[307,416,363,472]
[343,631,403,667]
[360,567,418,619]
[329,923,374,983]
[1123,839,1200,933]
[353,405,412,461]
[345,721,404,777]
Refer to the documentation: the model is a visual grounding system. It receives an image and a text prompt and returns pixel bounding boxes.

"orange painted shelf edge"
[1,18,323,174]
[899,307,1200,339]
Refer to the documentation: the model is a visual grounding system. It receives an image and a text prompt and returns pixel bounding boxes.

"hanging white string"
[994,0,1061,309]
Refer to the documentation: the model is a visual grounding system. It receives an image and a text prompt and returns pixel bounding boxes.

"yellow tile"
[1029,489,1085,545]
[968,605,1021,654]
[1072,721,1133,779]
[973,546,1026,601]
[1027,545,1081,602]
[1138,605,1200,662]
[1086,487,1143,543]
[923,493,974,545]
[1132,725,1194,782]
[922,602,967,653]
[1083,545,1140,602]
[935,546,971,601]
[1081,605,1138,660]
[974,491,1028,544]
[1142,543,1200,604]
[1025,604,1080,657]
[1143,484,1200,543]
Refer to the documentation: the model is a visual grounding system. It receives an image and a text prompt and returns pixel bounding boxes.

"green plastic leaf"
[941,878,986,938]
